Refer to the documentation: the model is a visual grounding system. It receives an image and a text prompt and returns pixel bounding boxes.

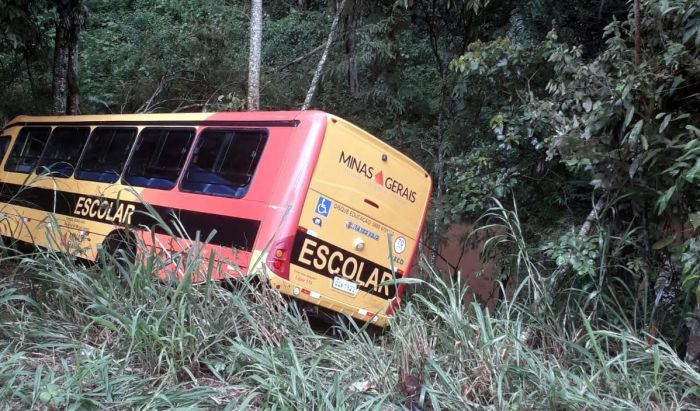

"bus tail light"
[267,237,293,280]
[357,308,374,317]
[300,288,320,299]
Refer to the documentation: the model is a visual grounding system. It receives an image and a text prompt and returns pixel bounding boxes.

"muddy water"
[416,223,500,310]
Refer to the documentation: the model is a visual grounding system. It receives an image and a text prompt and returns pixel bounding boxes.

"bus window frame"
[3,126,52,174]
[178,127,269,200]
[0,135,11,166]
[74,126,139,184]
[121,126,196,191]
[34,126,91,179]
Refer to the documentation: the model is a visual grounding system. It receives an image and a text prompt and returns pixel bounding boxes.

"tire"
[101,230,137,276]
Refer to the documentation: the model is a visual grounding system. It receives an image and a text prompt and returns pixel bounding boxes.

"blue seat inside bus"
[14,164,34,173]
[35,162,73,178]
[182,169,248,198]
[123,176,175,190]
[75,170,120,183]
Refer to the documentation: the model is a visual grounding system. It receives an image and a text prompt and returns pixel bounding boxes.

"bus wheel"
[101,230,137,276]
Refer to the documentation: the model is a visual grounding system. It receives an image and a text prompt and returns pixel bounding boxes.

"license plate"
[332,276,358,296]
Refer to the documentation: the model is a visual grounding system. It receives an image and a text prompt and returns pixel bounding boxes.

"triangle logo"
[374,170,384,186]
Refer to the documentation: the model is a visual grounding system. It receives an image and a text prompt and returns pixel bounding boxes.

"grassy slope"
[0,241,699,410]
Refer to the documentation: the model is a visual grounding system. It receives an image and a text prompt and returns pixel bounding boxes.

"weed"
[0,200,699,409]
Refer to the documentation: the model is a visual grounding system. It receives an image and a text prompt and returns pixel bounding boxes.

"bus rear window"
[36,127,90,177]
[4,127,51,173]
[76,127,137,183]
[181,129,267,198]
[124,127,194,190]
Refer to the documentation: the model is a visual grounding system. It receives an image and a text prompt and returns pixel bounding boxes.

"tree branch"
[137,75,172,113]
[578,196,606,237]
[277,44,325,72]
[302,0,347,110]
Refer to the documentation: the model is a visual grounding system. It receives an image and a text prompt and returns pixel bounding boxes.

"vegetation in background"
[448,0,700,360]
[1,0,700,407]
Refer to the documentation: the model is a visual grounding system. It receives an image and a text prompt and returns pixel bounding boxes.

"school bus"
[0,111,431,326]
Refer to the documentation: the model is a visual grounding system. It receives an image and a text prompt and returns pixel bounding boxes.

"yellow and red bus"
[0,111,431,326]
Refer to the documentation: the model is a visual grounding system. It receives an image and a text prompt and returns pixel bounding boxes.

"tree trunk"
[51,0,83,115]
[685,302,700,366]
[633,0,641,66]
[578,196,606,237]
[24,52,38,103]
[52,24,69,115]
[345,0,358,94]
[247,0,263,111]
[646,258,682,347]
[430,147,444,267]
[430,50,450,266]
[67,41,80,114]
[302,0,346,110]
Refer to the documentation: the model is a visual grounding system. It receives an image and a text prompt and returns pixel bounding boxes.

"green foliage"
[439,0,700,351]
[0,1,53,120]
[443,145,519,218]
[80,0,252,113]
[0,0,51,52]
[442,19,581,231]
[543,232,599,277]
[532,1,700,300]
[681,238,700,301]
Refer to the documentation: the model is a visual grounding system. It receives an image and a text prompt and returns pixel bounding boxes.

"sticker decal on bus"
[394,236,406,254]
[291,229,396,299]
[345,221,379,240]
[338,150,417,203]
[74,196,136,225]
[315,196,332,217]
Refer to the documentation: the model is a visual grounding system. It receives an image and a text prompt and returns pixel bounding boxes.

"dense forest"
[2,0,700,409]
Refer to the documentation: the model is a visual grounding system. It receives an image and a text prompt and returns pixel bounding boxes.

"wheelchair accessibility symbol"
[315,196,332,217]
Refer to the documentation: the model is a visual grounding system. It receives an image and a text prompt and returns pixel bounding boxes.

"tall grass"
[0,202,699,409]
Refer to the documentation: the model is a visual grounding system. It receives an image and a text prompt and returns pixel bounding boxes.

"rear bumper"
[267,272,390,327]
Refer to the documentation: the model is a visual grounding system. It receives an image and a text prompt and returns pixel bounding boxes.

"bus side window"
[4,127,51,173]
[123,127,195,190]
[0,136,10,164]
[36,127,90,178]
[75,127,137,183]
[181,129,267,198]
